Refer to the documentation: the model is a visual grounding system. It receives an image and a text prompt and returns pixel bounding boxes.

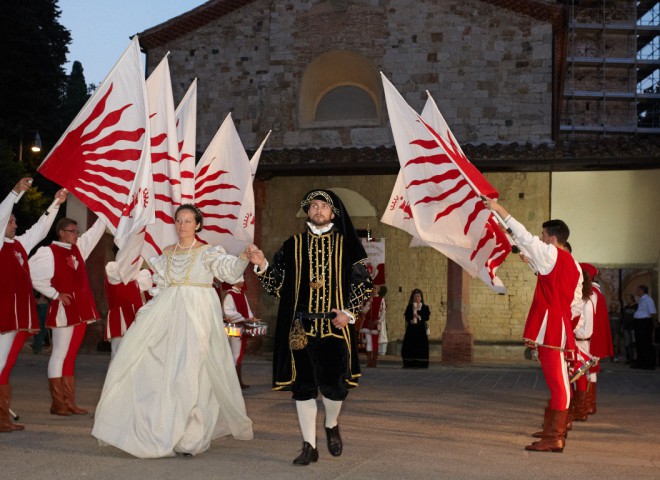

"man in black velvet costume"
[248,189,372,465]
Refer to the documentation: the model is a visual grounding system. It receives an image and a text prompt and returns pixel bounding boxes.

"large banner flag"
[38,36,154,248]
[175,79,197,204]
[232,131,270,245]
[194,114,253,256]
[380,74,509,293]
[141,54,182,263]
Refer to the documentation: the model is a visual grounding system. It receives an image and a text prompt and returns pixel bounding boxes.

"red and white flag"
[141,54,182,263]
[381,74,509,293]
[194,114,252,256]
[175,79,197,204]
[38,36,154,248]
[232,131,270,245]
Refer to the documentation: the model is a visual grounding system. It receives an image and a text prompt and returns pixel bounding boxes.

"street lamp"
[18,130,42,162]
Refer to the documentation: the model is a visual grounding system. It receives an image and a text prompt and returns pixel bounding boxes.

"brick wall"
[147,0,554,151]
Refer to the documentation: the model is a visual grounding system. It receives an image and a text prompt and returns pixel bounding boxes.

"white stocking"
[295,399,317,447]
[588,372,597,383]
[322,395,343,429]
[48,326,74,378]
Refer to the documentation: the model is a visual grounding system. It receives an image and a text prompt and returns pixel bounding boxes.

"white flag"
[175,79,197,204]
[141,54,181,262]
[194,114,252,256]
[38,36,154,248]
[381,74,509,293]
[232,131,270,244]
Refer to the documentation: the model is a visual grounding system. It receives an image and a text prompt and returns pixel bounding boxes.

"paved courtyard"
[2,352,659,479]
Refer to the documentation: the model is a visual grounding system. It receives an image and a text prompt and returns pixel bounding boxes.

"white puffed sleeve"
[148,255,168,297]
[202,246,249,285]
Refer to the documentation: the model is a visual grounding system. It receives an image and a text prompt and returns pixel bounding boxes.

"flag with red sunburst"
[38,36,154,248]
[381,74,510,293]
[194,114,252,256]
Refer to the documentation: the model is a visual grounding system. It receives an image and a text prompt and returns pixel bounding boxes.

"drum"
[244,321,268,337]
[224,322,244,337]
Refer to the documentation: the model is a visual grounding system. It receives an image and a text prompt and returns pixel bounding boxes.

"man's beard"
[309,215,331,228]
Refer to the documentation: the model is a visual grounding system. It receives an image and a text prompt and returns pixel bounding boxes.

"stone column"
[442,259,473,364]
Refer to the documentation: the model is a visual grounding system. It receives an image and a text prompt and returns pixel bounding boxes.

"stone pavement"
[2,351,659,480]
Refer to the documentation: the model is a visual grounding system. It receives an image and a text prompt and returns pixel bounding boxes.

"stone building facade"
[132,0,659,359]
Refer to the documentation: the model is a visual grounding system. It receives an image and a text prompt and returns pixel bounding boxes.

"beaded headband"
[300,191,340,216]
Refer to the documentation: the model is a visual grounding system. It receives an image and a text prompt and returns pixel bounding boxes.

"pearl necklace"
[174,238,196,255]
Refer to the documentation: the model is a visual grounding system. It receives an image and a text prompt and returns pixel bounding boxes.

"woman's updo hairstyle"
[175,204,204,232]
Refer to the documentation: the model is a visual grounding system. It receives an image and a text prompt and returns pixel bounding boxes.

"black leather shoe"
[325,425,343,456]
[293,441,319,465]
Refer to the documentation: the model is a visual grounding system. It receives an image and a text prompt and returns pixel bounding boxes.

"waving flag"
[232,131,270,244]
[194,114,252,256]
[140,54,182,262]
[381,74,509,293]
[38,36,154,247]
[175,79,197,204]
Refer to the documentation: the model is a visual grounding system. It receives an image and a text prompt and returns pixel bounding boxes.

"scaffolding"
[561,0,660,135]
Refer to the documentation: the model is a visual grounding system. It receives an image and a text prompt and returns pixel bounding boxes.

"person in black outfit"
[248,189,372,466]
[621,294,637,364]
[401,288,430,369]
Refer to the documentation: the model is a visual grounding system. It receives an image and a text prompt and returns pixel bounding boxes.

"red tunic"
[46,244,99,328]
[104,278,143,340]
[523,248,580,349]
[0,241,38,334]
[589,285,614,359]
[362,296,383,331]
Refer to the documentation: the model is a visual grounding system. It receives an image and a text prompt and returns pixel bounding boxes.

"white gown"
[92,245,253,458]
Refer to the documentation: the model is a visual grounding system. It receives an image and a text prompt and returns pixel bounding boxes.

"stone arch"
[299,50,382,128]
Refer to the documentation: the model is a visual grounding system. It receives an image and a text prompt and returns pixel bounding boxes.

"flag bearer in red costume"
[579,263,613,416]
[222,276,253,389]
[484,197,583,453]
[360,286,386,368]
[29,214,106,416]
[104,261,152,360]
[0,178,67,432]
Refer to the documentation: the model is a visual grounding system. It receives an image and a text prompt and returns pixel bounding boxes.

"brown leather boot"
[236,365,249,390]
[586,382,597,415]
[525,409,568,452]
[62,376,88,415]
[532,407,552,438]
[0,385,25,432]
[48,378,71,416]
[572,390,589,421]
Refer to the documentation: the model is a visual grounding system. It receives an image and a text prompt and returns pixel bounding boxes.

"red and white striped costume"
[506,216,583,411]
[104,263,151,359]
[29,218,105,379]
[0,192,61,385]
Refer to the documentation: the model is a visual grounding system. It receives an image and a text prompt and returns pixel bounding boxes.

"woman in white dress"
[92,205,254,458]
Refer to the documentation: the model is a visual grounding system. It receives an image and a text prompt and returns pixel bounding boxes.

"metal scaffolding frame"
[561,0,660,135]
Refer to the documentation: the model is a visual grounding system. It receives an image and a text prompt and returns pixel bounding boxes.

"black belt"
[296,312,337,320]
[575,337,591,341]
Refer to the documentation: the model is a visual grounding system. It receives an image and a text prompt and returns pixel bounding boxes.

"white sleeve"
[505,216,558,275]
[574,297,594,339]
[77,218,106,259]
[570,261,584,319]
[203,246,250,285]
[16,201,61,254]
[28,246,59,300]
[0,191,19,251]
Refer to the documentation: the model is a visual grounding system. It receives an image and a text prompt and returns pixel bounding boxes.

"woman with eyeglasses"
[29,216,106,417]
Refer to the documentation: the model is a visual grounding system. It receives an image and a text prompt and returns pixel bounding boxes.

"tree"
[60,61,91,127]
[0,1,71,149]
[0,0,72,227]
